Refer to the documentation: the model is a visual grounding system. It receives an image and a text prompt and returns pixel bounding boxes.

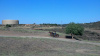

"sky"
[0,0,100,24]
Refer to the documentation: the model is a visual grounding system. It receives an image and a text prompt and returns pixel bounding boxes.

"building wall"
[2,20,19,25]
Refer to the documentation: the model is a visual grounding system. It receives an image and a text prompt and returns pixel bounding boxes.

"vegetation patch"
[0,37,100,56]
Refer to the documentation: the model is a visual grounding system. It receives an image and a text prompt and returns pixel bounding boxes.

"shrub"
[6,24,11,28]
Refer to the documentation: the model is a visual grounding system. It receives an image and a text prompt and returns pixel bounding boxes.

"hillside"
[82,21,100,30]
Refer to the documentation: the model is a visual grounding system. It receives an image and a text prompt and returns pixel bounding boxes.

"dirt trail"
[0,30,65,38]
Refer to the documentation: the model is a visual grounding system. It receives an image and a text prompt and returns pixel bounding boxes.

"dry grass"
[0,37,100,56]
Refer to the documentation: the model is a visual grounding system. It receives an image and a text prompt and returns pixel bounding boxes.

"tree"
[65,22,84,39]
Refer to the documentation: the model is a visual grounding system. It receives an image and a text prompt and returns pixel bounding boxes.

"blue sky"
[0,0,100,24]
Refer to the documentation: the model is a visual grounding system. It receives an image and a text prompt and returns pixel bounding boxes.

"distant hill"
[82,21,100,30]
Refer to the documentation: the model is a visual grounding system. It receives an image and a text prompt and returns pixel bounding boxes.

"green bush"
[66,22,84,39]
[6,24,11,28]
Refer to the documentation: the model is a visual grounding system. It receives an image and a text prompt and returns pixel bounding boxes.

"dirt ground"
[0,30,48,37]
[0,30,66,38]
[0,28,100,56]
